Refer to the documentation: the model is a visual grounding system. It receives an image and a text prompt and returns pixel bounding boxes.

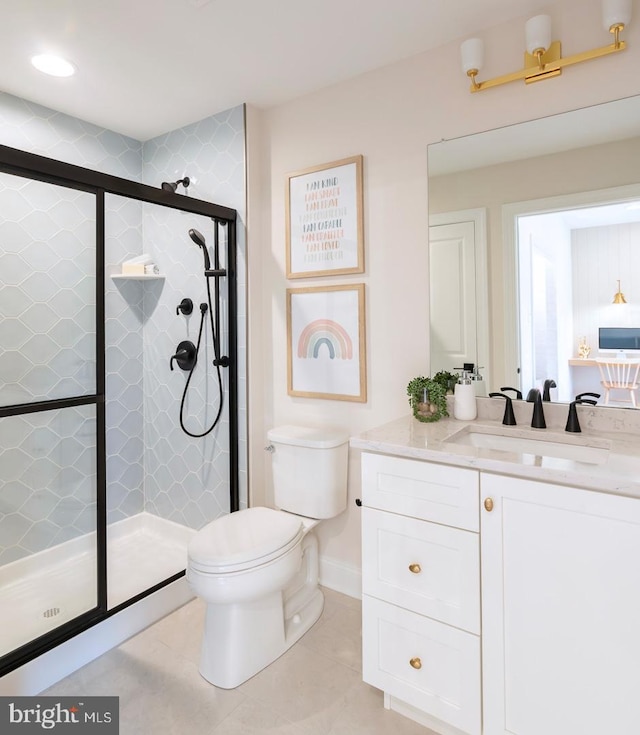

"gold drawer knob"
[484,497,494,512]
[408,563,422,574]
[409,657,422,670]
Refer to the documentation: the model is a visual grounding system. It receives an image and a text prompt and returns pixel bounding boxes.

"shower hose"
[178,277,224,438]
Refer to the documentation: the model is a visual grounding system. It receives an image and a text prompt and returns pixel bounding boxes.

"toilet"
[186,425,349,689]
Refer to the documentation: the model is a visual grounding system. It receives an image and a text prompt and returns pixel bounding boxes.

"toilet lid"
[188,507,303,572]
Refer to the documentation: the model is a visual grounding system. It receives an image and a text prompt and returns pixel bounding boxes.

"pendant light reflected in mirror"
[613,279,627,304]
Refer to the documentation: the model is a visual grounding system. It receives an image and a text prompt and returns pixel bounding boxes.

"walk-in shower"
[0,143,238,676]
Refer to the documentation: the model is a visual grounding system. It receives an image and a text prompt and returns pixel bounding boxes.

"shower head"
[161,176,190,193]
[189,228,206,248]
[189,228,211,271]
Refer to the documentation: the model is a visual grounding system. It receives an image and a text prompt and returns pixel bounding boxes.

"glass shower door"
[0,172,101,659]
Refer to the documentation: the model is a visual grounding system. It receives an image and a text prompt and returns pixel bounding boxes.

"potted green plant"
[432,370,459,395]
[406,375,449,423]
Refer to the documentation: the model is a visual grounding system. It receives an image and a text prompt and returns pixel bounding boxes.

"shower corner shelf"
[110,274,165,281]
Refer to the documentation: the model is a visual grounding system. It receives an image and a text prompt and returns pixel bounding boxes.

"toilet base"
[198,533,323,689]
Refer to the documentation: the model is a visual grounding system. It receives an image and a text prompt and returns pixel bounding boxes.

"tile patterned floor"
[43,588,434,734]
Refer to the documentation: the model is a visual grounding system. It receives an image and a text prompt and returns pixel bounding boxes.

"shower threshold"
[0,512,195,660]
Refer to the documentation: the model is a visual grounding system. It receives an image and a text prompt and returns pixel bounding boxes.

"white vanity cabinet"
[360,449,640,735]
[481,473,640,735]
[360,452,482,735]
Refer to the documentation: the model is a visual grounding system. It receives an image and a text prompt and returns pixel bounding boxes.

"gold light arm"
[532,48,545,71]
[466,69,480,91]
[611,22,624,47]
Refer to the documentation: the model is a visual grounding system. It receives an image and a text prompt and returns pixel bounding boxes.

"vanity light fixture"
[461,0,631,93]
[613,279,628,304]
[31,54,76,78]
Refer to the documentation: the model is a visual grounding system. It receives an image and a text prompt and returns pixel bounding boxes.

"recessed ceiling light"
[31,54,76,77]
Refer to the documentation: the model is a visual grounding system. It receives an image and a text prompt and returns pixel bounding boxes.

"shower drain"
[43,607,61,619]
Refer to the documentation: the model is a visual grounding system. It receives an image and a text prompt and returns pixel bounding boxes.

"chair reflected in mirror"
[595,359,640,407]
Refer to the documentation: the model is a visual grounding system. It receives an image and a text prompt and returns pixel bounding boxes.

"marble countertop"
[350,412,640,500]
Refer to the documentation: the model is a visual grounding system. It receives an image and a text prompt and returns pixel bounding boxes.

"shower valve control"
[176,298,193,316]
[170,340,197,372]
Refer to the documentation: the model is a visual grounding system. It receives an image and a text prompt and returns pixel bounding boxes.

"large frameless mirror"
[428,94,640,405]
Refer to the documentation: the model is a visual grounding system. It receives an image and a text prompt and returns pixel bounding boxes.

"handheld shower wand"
[188,228,211,271]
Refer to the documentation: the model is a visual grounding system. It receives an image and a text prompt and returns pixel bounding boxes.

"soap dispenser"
[454,371,477,420]
[470,365,486,397]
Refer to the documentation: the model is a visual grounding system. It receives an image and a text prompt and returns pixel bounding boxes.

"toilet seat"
[188,506,303,574]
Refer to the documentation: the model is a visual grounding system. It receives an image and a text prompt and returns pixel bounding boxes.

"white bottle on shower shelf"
[454,371,477,420]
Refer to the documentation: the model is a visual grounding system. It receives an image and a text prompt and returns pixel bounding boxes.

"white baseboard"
[319,555,361,600]
[0,578,194,696]
[384,693,466,735]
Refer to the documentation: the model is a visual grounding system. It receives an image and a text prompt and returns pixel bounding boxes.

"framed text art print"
[285,155,364,279]
[287,284,367,402]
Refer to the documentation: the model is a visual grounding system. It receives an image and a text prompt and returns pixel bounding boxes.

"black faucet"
[500,386,523,400]
[526,388,546,429]
[542,379,557,402]
[565,392,601,433]
[489,392,517,425]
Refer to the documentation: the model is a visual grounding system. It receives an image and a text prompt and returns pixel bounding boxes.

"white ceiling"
[0,0,552,140]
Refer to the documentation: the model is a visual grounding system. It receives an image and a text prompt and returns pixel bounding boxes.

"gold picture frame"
[285,155,364,279]
[287,283,367,402]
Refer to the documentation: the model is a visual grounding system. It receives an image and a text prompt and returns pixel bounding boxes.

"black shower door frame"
[0,143,239,676]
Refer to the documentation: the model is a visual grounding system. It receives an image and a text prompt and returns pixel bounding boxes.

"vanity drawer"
[361,453,479,531]
[363,595,481,735]
[362,507,480,633]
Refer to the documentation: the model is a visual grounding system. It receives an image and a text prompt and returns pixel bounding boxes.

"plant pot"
[408,383,448,423]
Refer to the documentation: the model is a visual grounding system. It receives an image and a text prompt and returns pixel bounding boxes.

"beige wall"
[429,135,640,389]
[246,0,640,588]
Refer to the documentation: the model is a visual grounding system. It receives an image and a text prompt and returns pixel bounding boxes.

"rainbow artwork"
[297,319,353,360]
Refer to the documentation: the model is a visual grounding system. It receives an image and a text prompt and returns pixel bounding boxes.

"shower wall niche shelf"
[110,274,165,281]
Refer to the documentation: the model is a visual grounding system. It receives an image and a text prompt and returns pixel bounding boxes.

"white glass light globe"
[525,15,552,54]
[602,0,632,30]
[461,38,484,74]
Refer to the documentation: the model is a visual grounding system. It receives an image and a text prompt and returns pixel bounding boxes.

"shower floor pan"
[0,512,195,660]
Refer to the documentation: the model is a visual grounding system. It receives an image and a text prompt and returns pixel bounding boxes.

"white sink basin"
[447,427,610,465]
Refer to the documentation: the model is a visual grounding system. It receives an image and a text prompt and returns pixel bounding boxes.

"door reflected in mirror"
[429,209,489,388]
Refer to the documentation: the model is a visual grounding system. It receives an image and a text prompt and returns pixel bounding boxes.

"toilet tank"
[267,425,349,519]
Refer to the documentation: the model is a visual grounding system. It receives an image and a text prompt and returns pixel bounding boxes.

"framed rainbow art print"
[286,283,366,402]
